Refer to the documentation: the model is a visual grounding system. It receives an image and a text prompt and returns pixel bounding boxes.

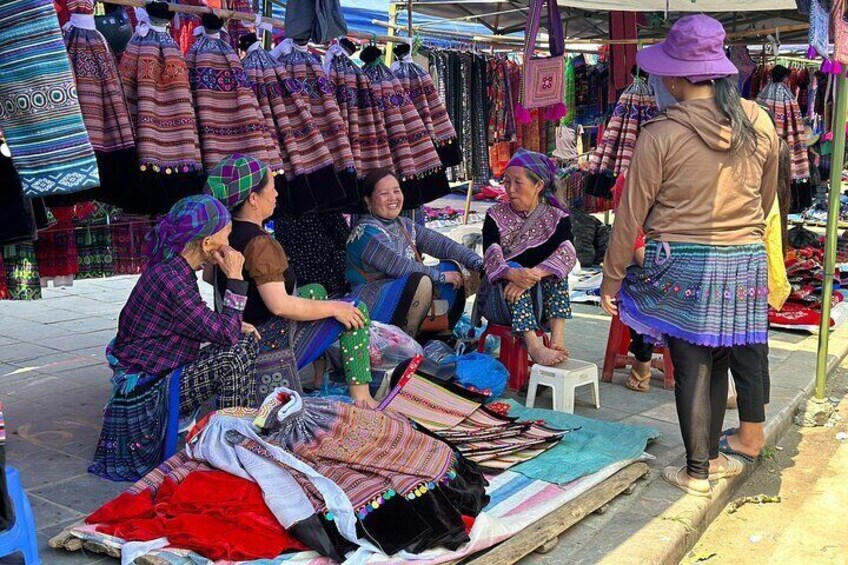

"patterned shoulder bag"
[515,0,566,123]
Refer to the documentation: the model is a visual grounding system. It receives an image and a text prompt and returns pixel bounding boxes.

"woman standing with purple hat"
[601,15,779,497]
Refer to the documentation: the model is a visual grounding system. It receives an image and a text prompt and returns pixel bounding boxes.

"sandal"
[708,453,745,481]
[718,436,758,464]
[662,466,712,498]
[625,368,651,393]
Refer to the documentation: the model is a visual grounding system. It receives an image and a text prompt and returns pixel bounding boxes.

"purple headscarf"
[145,195,231,265]
[505,148,566,211]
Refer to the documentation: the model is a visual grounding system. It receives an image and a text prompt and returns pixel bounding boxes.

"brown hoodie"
[601,97,779,295]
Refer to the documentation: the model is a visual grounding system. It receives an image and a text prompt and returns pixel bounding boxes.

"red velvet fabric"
[87,470,308,560]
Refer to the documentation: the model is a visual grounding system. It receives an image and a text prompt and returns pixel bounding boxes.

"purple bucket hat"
[636,15,738,82]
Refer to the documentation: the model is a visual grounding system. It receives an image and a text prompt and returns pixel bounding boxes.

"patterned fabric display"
[0,0,99,196]
[380,362,569,470]
[112,220,153,275]
[757,80,811,181]
[187,31,281,172]
[325,45,395,179]
[588,76,659,180]
[34,207,79,279]
[391,54,462,168]
[274,212,350,297]
[241,41,346,214]
[274,40,357,206]
[361,50,450,207]
[118,22,203,173]
[75,225,114,279]
[64,0,135,153]
[1,243,42,300]
[808,0,830,58]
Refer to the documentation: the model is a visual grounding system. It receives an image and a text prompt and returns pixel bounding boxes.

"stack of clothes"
[380,357,573,470]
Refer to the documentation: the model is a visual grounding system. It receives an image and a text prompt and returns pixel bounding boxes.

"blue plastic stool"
[0,467,41,565]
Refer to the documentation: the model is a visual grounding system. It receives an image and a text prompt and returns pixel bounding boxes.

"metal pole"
[407,0,413,39]
[262,0,272,50]
[814,72,848,400]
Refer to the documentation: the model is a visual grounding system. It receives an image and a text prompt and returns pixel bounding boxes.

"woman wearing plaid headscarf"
[91,194,260,481]
[476,148,577,366]
[205,154,376,407]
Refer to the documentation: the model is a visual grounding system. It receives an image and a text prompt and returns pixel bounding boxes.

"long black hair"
[711,77,760,154]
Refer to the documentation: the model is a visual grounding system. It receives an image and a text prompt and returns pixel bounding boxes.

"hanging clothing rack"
[102,0,410,44]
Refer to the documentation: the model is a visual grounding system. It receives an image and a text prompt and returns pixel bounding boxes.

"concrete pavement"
[0,275,842,564]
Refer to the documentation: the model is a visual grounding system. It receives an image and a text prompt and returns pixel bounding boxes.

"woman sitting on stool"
[476,148,577,366]
[346,168,484,336]
[205,155,376,406]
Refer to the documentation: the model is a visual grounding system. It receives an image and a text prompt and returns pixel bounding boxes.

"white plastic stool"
[526,359,600,414]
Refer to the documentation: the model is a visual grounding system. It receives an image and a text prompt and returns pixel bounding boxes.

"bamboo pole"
[386,2,400,65]
[104,0,409,44]
[814,73,848,401]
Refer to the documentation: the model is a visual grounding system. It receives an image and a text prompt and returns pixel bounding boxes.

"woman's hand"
[212,245,245,280]
[333,301,367,330]
[241,322,261,340]
[504,282,526,304]
[442,271,464,289]
[506,267,541,289]
[601,293,618,316]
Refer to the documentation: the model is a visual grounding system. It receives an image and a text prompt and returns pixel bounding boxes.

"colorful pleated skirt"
[619,241,769,348]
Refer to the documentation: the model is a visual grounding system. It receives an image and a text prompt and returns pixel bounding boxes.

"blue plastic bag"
[454,352,509,399]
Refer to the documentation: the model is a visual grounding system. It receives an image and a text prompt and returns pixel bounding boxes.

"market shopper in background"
[90,195,259,481]
[477,148,577,366]
[204,154,376,407]
[600,15,780,497]
[346,168,484,336]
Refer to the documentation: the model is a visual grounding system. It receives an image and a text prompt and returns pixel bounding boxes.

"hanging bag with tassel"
[516,0,566,124]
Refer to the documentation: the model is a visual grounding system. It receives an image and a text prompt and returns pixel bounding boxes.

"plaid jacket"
[113,256,248,375]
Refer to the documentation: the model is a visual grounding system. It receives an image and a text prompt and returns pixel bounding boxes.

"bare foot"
[549,343,570,359]
[723,433,761,459]
[527,342,568,366]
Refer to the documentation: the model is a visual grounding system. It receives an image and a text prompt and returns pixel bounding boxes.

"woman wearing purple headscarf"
[91,195,260,482]
[476,148,577,366]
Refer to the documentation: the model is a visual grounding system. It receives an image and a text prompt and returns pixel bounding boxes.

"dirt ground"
[682,365,848,565]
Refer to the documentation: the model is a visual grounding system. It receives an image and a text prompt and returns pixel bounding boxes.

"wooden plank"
[464,462,649,565]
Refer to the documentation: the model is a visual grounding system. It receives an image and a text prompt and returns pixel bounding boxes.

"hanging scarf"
[145,195,230,265]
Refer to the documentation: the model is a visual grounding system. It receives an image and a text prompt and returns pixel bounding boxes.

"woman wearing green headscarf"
[205,154,377,407]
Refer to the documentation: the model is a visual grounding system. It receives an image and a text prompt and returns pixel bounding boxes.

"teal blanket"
[505,400,661,485]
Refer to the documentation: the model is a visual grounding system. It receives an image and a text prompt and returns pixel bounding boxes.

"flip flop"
[721,427,739,437]
[708,453,745,481]
[718,436,757,464]
[625,368,651,393]
[662,466,712,498]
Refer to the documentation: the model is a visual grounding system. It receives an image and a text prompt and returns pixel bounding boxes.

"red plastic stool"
[602,315,675,390]
[478,324,549,392]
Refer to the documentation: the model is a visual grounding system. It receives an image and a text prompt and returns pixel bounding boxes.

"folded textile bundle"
[380,356,572,470]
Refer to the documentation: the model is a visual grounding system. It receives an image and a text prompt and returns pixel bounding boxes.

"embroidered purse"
[516,0,566,123]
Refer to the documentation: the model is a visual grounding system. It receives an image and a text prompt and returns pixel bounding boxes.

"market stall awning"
[407,0,808,42]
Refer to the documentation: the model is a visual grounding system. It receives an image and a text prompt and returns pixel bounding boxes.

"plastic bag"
[454,353,509,399]
[328,321,423,375]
